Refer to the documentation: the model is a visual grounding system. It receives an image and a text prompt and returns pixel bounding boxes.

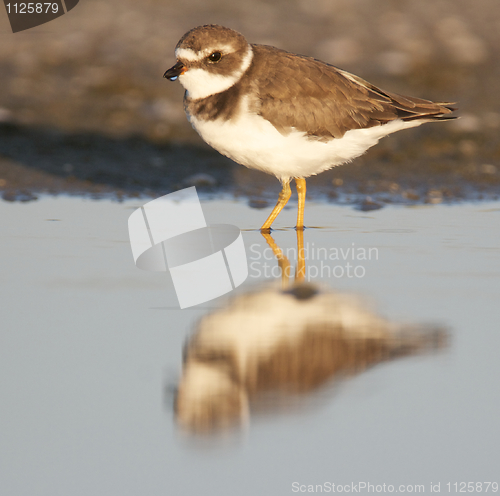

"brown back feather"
[245,45,456,139]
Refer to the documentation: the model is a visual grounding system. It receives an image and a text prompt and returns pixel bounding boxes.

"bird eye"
[208,51,222,63]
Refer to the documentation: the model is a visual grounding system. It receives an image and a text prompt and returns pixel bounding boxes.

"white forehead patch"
[178,46,253,100]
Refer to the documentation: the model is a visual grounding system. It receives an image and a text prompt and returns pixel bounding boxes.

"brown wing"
[248,44,456,139]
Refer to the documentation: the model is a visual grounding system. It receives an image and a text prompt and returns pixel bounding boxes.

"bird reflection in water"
[174,230,447,435]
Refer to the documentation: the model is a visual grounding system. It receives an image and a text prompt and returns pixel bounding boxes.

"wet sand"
[1,0,500,207]
[1,121,499,208]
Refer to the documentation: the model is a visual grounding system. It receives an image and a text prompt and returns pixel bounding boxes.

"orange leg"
[295,228,306,282]
[295,178,306,230]
[260,180,291,232]
[261,231,292,288]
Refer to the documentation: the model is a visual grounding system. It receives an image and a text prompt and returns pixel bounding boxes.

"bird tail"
[384,92,458,122]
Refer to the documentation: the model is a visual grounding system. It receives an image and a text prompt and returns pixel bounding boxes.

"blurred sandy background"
[0,0,499,204]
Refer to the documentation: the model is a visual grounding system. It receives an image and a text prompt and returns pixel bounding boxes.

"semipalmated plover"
[164,25,457,231]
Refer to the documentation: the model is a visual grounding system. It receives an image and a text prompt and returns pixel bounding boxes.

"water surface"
[1,197,499,495]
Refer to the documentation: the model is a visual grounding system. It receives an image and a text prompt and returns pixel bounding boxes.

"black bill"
[163,61,185,81]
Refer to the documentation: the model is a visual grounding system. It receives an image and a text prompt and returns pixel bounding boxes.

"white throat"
[178,46,253,100]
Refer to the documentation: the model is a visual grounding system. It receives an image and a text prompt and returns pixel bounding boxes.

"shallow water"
[1,196,499,495]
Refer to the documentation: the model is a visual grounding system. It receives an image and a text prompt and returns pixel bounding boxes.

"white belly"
[187,101,422,182]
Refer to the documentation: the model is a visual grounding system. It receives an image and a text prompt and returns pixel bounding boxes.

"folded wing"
[250,45,456,140]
